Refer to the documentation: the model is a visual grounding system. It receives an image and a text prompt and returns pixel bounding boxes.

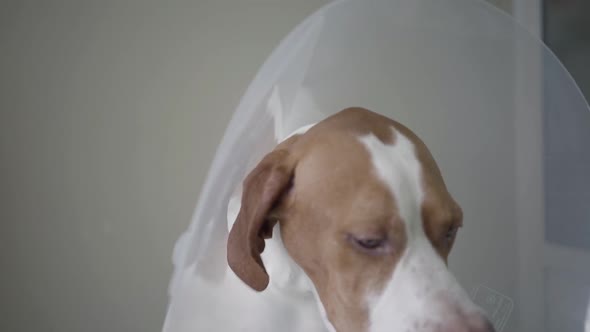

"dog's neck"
[227,190,335,332]
[226,123,319,295]
[226,189,313,295]
[226,123,336,331]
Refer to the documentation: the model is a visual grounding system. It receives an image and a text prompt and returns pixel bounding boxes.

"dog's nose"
[439,314,495,332]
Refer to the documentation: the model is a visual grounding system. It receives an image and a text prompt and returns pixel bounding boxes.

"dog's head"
[227,108,494,332]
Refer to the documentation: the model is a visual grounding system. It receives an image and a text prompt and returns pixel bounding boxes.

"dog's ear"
[227,146,297,291]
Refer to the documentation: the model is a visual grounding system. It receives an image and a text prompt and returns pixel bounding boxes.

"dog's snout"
[470,316,496,332]
[438,314,495,332]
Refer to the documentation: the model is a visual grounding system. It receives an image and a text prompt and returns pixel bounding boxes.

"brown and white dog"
[226,108,494,332]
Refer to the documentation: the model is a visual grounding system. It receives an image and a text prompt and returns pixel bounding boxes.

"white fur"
[359,129,482,332]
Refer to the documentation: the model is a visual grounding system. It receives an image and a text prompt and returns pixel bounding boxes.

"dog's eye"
[348,234,388,253]
[356,238,384,249]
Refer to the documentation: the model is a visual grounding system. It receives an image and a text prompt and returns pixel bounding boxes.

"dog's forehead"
[289,109,457,227]
[291,131,397,223]
[292,116,441,214]
[357,129,425,233]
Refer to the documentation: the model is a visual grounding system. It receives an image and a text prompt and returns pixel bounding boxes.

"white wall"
[0,1,510,331]
[0,1,329,331]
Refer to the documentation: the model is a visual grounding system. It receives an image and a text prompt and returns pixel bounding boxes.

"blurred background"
[0,1,587,332]
[545,0,590,100]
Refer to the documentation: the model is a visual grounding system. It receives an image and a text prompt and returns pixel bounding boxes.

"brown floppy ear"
[227,148,296,291]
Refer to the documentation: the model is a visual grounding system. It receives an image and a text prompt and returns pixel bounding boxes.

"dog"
[226,107,494,332]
